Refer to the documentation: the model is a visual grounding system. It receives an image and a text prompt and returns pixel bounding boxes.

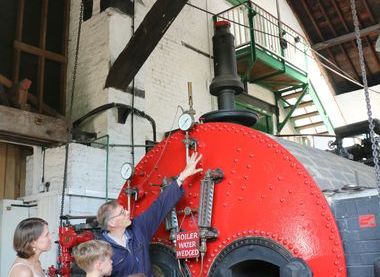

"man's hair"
[13,217,48,258]
[73,240,112,272]
[97,200,119,230]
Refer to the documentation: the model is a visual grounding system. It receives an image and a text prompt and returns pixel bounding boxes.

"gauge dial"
[178,112,194,131]
[120,162,134,180]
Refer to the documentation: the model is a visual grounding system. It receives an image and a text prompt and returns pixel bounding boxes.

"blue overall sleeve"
[133,180,184,240]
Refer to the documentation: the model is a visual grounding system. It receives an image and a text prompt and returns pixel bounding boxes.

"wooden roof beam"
[316,0,363,80]
[312,23,380,51]
[300,0,345,79]
[362,0,380,66]
[330,0,379,72]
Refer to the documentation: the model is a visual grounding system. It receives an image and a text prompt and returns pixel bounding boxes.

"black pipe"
[209,21,243,109]
[201,21,257,126]
[72,102,157,142]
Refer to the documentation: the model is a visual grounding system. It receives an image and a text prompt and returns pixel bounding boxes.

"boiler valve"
[48,221,95,277]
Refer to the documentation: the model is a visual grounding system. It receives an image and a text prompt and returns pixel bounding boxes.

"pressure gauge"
[120,163,134,180]
[178,112,194,131]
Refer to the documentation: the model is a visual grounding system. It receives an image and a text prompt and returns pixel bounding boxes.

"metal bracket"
[183,137,198,150]
[125,187,139,201]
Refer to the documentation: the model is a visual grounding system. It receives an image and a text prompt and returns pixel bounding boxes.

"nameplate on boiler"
[175,231,200,259]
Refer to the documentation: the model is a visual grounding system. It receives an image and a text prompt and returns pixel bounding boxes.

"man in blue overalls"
[97,153,202,277]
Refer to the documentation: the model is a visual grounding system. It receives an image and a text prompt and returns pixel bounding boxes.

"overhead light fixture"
[376,33,380,52]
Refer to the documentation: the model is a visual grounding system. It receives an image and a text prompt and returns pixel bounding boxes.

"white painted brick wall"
[336,84,380,125]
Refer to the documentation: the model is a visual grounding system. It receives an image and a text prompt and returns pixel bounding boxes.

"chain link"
[350,0,380,193]
[57,0,84,264]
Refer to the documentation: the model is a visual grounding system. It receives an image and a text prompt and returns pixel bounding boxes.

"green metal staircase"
[214,1,334,135]
[276,82,334,134]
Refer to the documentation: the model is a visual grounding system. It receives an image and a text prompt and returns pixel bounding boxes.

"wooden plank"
[60,0,71,115]
[0,105,68,146]
[13,0,25,83]
[37,0,49,113]
[298,101,314,109]
[291,111,319,121]
[4,145,16,199]
[295,121,324,130]
[14,41,67,63]
[38,58,46,113]
[0,74,13,88]
[0,144,6,198]
[282,91,303,101]
[40,0,48,49]
[15,0,24,40]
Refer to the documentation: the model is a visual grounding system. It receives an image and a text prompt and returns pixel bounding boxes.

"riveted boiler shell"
[118,122,346,276]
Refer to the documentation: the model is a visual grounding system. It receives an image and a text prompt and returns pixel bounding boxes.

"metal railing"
[215,1,308,73]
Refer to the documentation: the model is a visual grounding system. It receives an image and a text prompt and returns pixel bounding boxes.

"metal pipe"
[209,21,244,110]
[217,90,236,110]
[72,102,157,142]
[201,20,258,126]
[91,135,109,201]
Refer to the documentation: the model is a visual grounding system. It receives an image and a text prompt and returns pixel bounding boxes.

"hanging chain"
[69,1,84,123]
[57,1,84,263]
[350,0,380,193]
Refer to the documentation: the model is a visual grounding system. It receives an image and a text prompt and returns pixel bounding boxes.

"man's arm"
[134,153,202,240]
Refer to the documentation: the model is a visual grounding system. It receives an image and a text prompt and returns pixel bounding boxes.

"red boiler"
[118,122,346,277]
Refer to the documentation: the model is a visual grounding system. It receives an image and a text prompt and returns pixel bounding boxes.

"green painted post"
[307,82,335,134]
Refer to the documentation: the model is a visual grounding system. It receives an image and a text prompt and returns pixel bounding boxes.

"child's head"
[73,240,113,276]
